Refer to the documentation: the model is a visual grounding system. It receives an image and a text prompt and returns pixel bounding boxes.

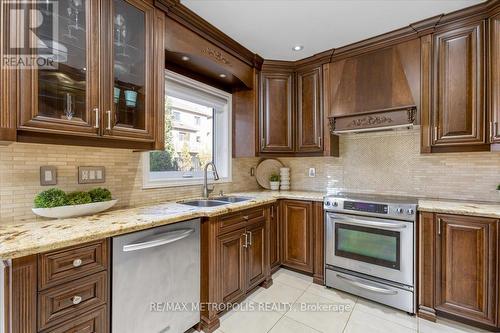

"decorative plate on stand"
[255,159,284,189]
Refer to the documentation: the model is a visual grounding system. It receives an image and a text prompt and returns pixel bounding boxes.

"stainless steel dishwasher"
[112,219,200,333]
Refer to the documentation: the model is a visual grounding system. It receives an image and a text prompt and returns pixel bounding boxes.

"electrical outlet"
[308,168,316,177]
[78,166,105,184]
[40,166,57,186]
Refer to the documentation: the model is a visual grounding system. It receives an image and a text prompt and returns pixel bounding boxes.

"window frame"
[142,70,232,189]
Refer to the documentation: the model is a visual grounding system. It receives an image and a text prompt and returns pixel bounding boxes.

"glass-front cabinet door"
[102,0,155,141]
[18,0,100,135]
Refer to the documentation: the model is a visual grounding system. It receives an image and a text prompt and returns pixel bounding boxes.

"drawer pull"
[72,295,83,305]
[72,258,83,267]
[243,215,249,220]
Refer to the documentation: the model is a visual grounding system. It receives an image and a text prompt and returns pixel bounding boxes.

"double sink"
[179,196,252,207]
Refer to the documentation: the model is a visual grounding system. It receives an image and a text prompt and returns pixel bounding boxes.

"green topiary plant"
[88,188,112,202]
[66,191,92,205]
[269,173,280,182]
[34,188,68,208]
[497,184,500,191]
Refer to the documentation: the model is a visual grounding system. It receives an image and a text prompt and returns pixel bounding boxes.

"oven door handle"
[333,215,407,230]
[336,274,398,295]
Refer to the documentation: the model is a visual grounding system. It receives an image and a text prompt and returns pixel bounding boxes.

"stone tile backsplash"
[1,128,499,223]
[281,128,500,202]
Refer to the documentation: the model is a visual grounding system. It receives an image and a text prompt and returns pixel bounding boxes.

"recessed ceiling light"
[219,73,227,78]
[181,55,190,61]
[292,45,304,51]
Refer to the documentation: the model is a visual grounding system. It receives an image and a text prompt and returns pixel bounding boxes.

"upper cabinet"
[296,67,323,152]
[258,63,325,156]
[102,0,156,141]
[14,0,164,149]
[490,12,500,144]
[431,22,486,148]
[259,71,294,153]
[18,0,100,136]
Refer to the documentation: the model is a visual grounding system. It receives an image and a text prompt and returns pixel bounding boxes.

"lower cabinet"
[8,240,109,333]
[217,217,268,305]
[217,229,247,304]
[281,200,314,273]
[419,212,499,329]
[269,203,281,272]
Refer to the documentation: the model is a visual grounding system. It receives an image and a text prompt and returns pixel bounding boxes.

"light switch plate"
[40,166,57,186]
[308,168,316,177]
[78,166,105,184]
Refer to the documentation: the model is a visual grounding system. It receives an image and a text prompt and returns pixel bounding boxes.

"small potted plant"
[497,184,500,195]
[269,174,280,191]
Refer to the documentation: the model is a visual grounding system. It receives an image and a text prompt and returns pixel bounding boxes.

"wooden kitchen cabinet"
[217,229,247,304]
[418,212,499,329]
[16,0,164,149]
[281,200,314,273]
[269,203,281,272]
[258,64,325,156]
[247,221,267,289]
[490,12,500,144]
[259,71,294,152]
[7,240,110,333]
[427,21,488,151]
[296,67,323,153]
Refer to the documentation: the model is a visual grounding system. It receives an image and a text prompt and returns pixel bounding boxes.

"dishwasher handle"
[123,228,195,252]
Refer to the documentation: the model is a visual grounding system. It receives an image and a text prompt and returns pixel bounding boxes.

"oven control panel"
[324,196,418,221]
[343,201,388,214]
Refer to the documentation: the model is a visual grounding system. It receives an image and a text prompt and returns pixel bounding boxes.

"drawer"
[42,306,107,333]
[38,271,107,331]
[39,240,108,290]
[218,207,266,235]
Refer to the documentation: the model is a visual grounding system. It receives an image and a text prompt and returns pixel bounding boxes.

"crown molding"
[155,0,264,70]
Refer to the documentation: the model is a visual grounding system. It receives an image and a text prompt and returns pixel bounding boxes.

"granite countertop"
[0,190,325,260]
[418,199,500,219]
[2,189,499,260]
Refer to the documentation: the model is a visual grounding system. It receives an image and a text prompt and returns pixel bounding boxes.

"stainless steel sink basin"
[178,196,252,207]
[179,200,230,207]
[216,196,252,203]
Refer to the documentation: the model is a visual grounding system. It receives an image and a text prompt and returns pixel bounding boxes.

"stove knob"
[407,209,415,215]
[333,202,338,207]
[325,201,331,206]
[396,208,404,214]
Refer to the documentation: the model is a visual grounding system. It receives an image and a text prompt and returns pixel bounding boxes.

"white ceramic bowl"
[32,199,118,219]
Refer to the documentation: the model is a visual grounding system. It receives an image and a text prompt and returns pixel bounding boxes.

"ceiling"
[181,0,485,61]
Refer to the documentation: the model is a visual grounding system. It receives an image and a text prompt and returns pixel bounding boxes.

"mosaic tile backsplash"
[1,128,499,223]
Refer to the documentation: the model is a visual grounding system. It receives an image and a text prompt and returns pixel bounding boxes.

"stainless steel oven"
[326,213,413,286]
[324,193,417,313]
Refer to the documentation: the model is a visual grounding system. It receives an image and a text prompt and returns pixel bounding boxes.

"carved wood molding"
[201,47,231,65]
[329,107,417,133]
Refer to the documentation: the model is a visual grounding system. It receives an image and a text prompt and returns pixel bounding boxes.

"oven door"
[325,213,413,286]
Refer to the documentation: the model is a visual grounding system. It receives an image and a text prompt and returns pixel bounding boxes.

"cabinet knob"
[72,258,82,267]
[72,295,83,305]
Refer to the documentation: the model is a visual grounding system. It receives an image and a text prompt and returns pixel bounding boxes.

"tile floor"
[212,269,488,333]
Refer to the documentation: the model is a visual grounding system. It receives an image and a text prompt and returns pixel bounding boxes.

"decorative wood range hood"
[328,40,420,134]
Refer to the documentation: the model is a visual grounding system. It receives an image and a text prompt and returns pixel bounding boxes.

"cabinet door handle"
[93,108,99,129]
[72,258,82,267]
[243,215,249,221]
[318,136,322,147]
[437,218,442,236]
[247,231,252,246]
[243,233,248,248]
[270,206,274,218]
[434,126,438,141]
[494,122,498,140]
[106,110,112,130]
[72,295,83,305]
